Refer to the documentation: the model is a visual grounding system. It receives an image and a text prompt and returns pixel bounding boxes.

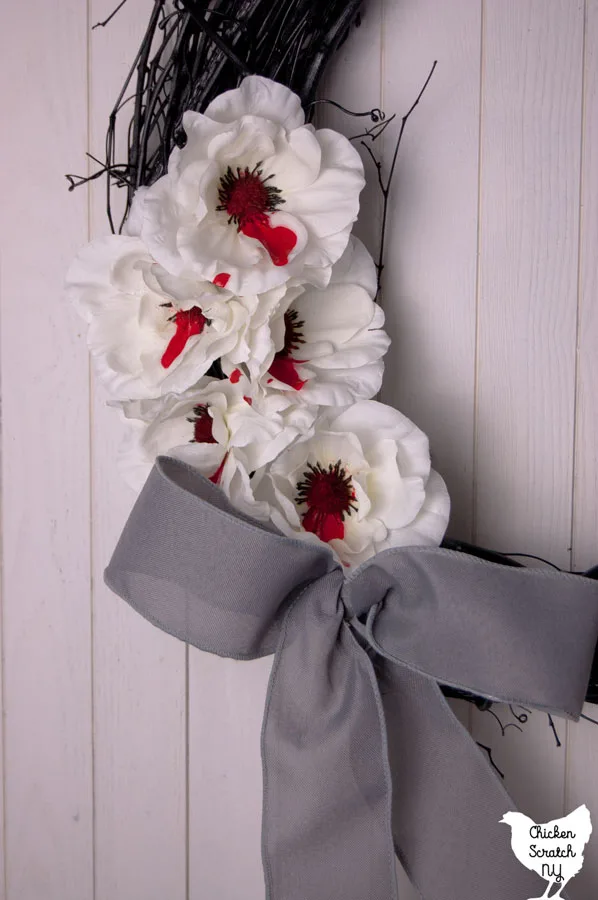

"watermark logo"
[500,804,592,898]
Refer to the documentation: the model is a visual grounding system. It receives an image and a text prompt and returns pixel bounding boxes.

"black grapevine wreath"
[66,3,598,899]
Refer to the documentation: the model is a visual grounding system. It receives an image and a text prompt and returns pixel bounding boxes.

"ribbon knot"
[342,563,397,620]
[105,456,598,900]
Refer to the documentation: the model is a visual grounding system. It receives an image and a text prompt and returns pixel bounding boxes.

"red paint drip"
[213,272,230,288]
[268,355,306,391]
[302,508,345,542]
[243,396,253,406]
[161,307,206,369]
[229,368,242,384]
[209,454,227,485]
[241,217,297,267]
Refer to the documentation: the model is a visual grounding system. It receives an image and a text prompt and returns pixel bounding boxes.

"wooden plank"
[566,716,598,900]
[374,0,484,877]
[377,0,482,539]
[567,2,598,897]
[316,0,384,254]
[0,2,93,898]
[473,0,584,827]
[475,0,582,563]
[0,446,5,900]
[88,2,187,899]
[365,5,481,893]
[188,653,272,898]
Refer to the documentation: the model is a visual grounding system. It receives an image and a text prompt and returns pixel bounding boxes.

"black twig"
[477,743,504,779]
[178,0,253,77]
[93,0,129,30]
[479,705,523,737]
[547,713,562,748]
[374,60,437,295]
[509,704,531,724]
[581,711,598,726]
[502,553,563,571]
[308,99,385,123]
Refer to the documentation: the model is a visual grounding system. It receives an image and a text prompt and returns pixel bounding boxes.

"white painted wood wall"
[0,0,597,897]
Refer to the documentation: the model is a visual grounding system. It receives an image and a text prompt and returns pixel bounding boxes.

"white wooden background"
[0,0,597,898]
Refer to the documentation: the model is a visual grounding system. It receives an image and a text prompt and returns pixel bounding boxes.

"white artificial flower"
[255,400,450,568]
[223,237,390,406]
[124,75,365,296]
[118,376,316,520]
[66,235,255,400]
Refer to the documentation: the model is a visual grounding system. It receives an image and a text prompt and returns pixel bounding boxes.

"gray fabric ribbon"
[105,455,598,900]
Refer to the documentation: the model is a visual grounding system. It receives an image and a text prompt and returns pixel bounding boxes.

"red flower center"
[161,306,207,369]
[216,163,297,267]
[187,404,217,444]
[268,308,307,391]
[217,163,284,228]
[296,460,358,543]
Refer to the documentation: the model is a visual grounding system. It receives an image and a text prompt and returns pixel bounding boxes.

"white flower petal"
[297,362,385,407]
[285,129,365,237]
[123,187,149,237]
[204,75,305,129]
[260,126,322,192]
[329,236,378,297]
[378,469,451,549]
[295,283,378,344]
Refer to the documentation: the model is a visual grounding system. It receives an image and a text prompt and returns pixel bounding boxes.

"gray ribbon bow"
[106,455,598,900]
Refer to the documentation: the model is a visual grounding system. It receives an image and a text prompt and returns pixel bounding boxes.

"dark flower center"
[267,308,307,391]
[296,460,358,543]
[217,163,284,228]
[187,404,217,444]
[280,308,305,357]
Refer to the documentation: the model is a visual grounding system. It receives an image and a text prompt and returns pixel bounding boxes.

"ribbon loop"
[106,455,336,659]
[105,457,598,900]
[363,547,598,718]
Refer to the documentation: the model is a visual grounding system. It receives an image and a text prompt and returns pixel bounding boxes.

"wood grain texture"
[567,2,598,897]
[188,653,271,900]
[475,0,583,562]
[378,0,482,539]
[0,2,93,898]
[316,0,384,252]
[473,0,584,838]
[88,3,187,899]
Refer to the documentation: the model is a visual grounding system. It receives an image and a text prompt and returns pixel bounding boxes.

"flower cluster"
[67,75,450,567]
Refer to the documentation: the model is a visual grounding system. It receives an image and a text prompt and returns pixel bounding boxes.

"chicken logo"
[500,804,592,898]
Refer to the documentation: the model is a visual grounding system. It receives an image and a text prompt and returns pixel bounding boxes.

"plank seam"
[185,643,190,900]
[566,0,589,819]
[86,1,97,896]
[471,0,485,547]
[0,177,7,900]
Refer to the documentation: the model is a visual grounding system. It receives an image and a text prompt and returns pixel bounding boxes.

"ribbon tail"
[379,660,569,900]
[261,571,398,900]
